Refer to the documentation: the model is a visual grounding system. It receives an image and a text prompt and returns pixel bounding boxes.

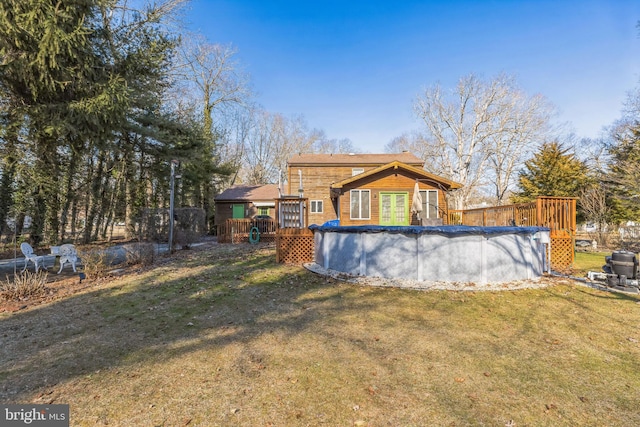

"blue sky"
[184,0,640,152]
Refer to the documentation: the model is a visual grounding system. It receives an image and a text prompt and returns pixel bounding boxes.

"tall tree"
[177,37,251,231]
[412,73,554,209]
[0,0,193,244]
[0,0,104,243]
[604,123,640,222]
[512,141,587,202]
[240,110,317,184]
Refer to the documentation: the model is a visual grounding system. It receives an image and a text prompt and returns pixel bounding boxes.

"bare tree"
[240,110,318,184]
[313,131,360,154]
[384,131,431,158]
[178,36,251,137]
[216,105,252,186]
[174,35,252,230]
[487,89,555,204]
[413,73,554,209]
[579,181,611,233]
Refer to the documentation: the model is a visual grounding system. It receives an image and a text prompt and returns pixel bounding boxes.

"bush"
[1,270,49,301]
[175,229,200,249]
[123,242,156,266]
[174,208,206,248]
[80,248,110,280]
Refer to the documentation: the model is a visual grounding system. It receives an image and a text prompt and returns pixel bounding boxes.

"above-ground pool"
[309,225,550,285]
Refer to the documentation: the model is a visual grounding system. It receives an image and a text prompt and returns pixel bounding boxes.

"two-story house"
[286,153,462,226]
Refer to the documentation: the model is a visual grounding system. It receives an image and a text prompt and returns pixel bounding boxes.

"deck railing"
[449,202,537,227]
[449,197,577,270]
[217,219,276,244]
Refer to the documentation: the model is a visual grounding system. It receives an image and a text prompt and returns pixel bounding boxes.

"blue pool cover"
[309,224,549,236]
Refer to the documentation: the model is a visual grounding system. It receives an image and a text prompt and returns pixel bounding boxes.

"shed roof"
[214,184,279,202]
[288,152,424,166]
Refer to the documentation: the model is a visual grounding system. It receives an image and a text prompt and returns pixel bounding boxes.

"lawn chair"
[57,244,78,274]
[20,242,46,273]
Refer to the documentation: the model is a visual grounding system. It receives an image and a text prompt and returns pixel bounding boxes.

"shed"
[214,184,279,228]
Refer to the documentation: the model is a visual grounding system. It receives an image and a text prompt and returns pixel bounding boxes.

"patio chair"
[20,242,46,273]
[57,244,78,274]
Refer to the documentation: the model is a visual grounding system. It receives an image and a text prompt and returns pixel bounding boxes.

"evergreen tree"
[512,141,588,203]
[605,124,640,222]
[0,0,203,244]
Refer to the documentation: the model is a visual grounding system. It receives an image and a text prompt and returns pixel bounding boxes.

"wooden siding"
[288,160,456,227]
[337,171,448,226]
[288,165,375,225]
[214,202,274,229]
[214,202,245,228]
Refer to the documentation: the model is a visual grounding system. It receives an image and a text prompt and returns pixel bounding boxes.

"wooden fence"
[449,196,577,270]
[217,219,276,244]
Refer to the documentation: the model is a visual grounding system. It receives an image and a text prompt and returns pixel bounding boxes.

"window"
[352,168,364,176]
[350,190,370,219]
[420,190,439,218]
[258,207,269,216]
[311,200,323,213]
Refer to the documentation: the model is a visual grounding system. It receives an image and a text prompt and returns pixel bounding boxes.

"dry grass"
[1,243,640,426]
[0,270,49,301]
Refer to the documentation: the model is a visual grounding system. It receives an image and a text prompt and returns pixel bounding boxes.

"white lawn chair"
[20,242,46,272]
[57,244,78,274]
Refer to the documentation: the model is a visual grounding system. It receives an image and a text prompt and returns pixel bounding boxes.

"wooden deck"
[217,219,276,244]
[449,197,577,270]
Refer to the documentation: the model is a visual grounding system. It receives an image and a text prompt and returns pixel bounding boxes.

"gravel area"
[304,263,640,295]
[303,262,560,292]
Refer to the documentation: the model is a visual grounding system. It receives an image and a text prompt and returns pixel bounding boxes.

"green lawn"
[1,243,640,426]
[573,251,610,275]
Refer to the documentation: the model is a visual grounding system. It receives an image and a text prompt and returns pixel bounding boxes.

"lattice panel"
[259,234,276,243]
[551,237,574,271]
[276,233,314,264]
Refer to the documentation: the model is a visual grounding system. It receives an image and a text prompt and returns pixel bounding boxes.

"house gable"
[328,162,461,226]
[330,161,462,194]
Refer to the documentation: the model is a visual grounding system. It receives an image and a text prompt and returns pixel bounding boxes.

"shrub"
[175,229,200,249]
[1,270,49,301]
[80,248,110,280]
[174,208,206,249]
[123,242,156,266]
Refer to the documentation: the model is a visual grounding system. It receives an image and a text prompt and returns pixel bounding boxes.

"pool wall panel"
[311,226,549,284]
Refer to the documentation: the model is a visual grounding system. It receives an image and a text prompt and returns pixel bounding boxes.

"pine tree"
[605,124,640,221]
[512,141,587,203]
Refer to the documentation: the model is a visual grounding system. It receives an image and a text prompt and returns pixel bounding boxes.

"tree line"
[1,1,637,246]
[0,0,354,245]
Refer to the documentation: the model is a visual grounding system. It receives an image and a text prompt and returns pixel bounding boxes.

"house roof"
[288,152,424,166]
[214,184,279,201]
[330,161,463,190]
